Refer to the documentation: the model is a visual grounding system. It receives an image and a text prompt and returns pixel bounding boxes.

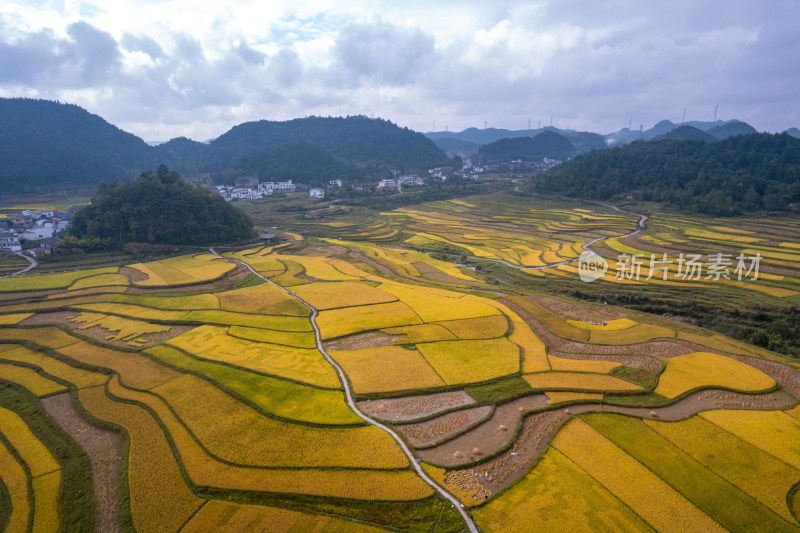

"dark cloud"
[333,19,435,85]
[0,22,119,87]
[121,33,165,58]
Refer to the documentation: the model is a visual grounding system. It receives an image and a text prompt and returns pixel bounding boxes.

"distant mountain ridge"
[427,119,761,153]
[0,98,450,191]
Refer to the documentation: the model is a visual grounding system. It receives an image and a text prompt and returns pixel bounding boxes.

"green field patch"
[69,273,130,290]
[646,415,800,525]
[474,447,655,533]
[73,302,189,321]
[417,338,519,385]
[0,363,67,396]
[107,292,220,311]
[150,374,409,469]
[57,341,181,390]
[0,267,117,292]
[145,345,359,425]
[182,310,312,331]
[584,413,797,532]
[0,345,107,389]
[167,325,339,388]
[227,326,316,348]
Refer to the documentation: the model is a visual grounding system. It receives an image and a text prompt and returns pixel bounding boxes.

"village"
[0,205,81,255]
[212,162,484,202]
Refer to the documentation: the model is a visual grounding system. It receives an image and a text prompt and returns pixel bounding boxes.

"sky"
[1,0,798,141]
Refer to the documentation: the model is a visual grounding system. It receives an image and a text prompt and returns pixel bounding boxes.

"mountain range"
[0,98,450,192]
[426,119,770,155]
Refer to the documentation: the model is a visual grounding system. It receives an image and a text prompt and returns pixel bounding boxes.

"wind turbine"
[682,108,687,124]
[714,103,720,122]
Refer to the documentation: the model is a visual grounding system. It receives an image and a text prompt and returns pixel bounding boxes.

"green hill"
[204,115,450,176]
[523,133,800,216]
[70,165,254,245]
[478,130,575,162]
[0,98,154,191]
[0,100,452,189]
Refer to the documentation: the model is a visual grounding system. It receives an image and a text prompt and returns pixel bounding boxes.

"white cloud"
[0,0,798,139]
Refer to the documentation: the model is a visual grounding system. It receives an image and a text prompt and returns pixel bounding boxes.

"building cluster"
[214,177,297,201]
[0,207,79,254]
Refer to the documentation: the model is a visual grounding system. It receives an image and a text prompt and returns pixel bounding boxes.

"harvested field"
[77,385,203,532]
[381,324,457,344]
[418,395,549,466]
[398,405,493,447]
[441,389,794,495]
[358,391,476,421]
[323,331,397,351]
[42,393,122,533]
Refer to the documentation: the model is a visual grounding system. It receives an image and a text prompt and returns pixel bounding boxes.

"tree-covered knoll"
[477,130,575,162]
[70,165,254,244]
[523,133,800,215]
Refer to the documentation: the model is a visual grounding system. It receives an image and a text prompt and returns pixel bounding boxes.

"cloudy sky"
[1,0,798,141]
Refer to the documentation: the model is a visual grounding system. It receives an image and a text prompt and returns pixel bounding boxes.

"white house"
[329,179,342,188]
[21,222,54,241]
[310,188,325,199]
[398,175,424,186]
[0,231,21,252]
[377,179,398,190]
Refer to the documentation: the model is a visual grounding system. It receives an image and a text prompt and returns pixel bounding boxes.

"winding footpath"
[0,251,37,278]
[210,249,480,533]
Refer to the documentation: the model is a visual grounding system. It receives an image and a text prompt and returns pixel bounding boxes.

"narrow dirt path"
[212,249,480,533]
[0,251,37,278]
[42,392,122,533]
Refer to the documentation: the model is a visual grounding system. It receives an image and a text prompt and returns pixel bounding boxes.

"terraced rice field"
[1,195,799,532]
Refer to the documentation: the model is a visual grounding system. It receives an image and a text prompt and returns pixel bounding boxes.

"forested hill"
[0,99,452,191]
[0,98,154,190]
[523,133,800,216]
[204,116,450,176]
[70,165,254,245]
[477,130,575,162]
